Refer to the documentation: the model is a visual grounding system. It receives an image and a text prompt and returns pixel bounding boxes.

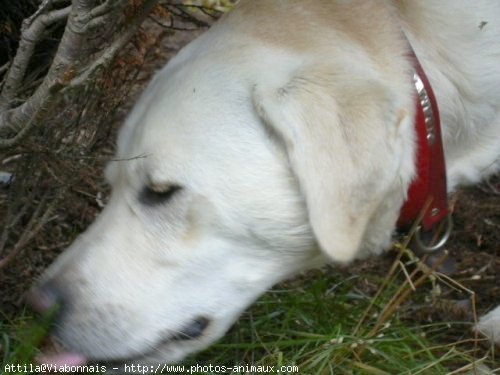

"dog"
[28,0,500,366]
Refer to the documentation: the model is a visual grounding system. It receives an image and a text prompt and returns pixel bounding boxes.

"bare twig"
[87,0,123,19]
[0,111,40,148]
[352,247,405,336]
[75,0,127,32]
[483,175,500,195]
[0,194,34,256]
[168,4,211,27]
[0,6,71,110]
[0,62,10,76]
[365,249,449,342]
[68,0,159,88]
[149,14,199,31]
[22,0,55,30]
[0,0,160,146]
[398,260,416,291]
[0,192,57,270]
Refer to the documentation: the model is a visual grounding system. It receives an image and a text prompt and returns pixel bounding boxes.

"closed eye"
[139,184,182,206]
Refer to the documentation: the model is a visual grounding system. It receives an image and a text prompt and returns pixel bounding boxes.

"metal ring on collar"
[414,215,453,253]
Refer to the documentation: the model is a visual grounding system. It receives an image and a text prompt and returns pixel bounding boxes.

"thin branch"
[0,112,39,148]
[72,0,99,14]
[368,250,450,339]
[0,0,159,145]
[0,193,57,270]
[88,0,123,19]
[483,174,500,195]
[0,6,71,110]
[68,0,160,88]
[168,4,211,28]
[0,189,35,256]
[0,62,10,76]
[149,14,199,31]
[22,0,55,31]
[74,0,127,33]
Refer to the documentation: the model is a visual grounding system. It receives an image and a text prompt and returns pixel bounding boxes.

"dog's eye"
[139,184,182,205]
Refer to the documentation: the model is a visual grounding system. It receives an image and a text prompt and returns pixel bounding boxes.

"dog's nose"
[173,316,211,341]
[26,281,62,315]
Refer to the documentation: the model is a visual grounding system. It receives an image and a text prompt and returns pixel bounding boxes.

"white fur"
[35,0,500,364]
[475,306,500,346]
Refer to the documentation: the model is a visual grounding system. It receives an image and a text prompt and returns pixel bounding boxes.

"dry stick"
[435,272,477,323]
[0,6,71,110]
[350,252,447,365]
[68,0,160,89]
[0,6,72,136]
[0,173,43,255]
[433,271,481,362]
[412,254,479,333]
[351,199,434,336]
[352,250,450,360]
[170,4,212,27]
[0,62,10,76]
[0,204,30,257]
[398,260,416,291]
[86,0,124,20]
[80,0,127,30]
[351,251,405,336]
[351,237,416,336]
[368,250,449,339]
[445,356,488,375]
[22,0,54,30]
[0,193,57,270]
[0,0,159,144]
[484,176,500,195]
[148,14,201,31]
[0,110,46,148]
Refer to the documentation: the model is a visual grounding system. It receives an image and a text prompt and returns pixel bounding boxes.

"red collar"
[397,48,449,232]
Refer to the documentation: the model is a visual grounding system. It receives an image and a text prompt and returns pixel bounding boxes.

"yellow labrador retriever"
[29,0,500,366]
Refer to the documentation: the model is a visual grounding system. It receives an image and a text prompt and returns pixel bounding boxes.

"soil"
[0,19,498,365]
[445,179,499,312]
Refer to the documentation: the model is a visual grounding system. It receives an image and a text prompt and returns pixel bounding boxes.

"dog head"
[29,3,415,365]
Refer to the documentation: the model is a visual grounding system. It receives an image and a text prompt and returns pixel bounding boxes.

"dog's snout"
[26,281,64,315]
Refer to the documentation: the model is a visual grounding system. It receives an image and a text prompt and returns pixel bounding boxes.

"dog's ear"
[253,65,408,263]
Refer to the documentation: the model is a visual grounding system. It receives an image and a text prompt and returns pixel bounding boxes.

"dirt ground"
[444,178,499,312]
[0,19,499,363]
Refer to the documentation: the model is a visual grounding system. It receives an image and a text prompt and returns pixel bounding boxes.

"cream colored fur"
[34,0,500,364]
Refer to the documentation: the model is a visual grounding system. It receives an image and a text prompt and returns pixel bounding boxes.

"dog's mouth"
[37,316,211,367]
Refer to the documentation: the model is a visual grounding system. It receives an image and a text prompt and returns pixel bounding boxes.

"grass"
[1,308,53,375]
[187,269,494,374]
[1,246,498,375]
[187,245,498,374]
